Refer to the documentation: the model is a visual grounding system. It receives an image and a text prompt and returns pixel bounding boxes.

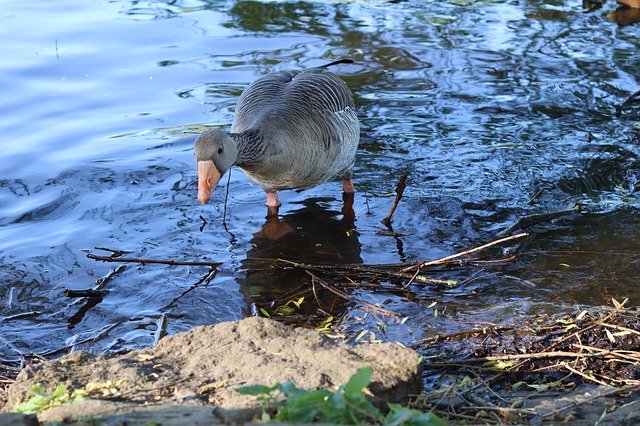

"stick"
[199,215,208,232]
[278,258,456,286]
[539,383,640,419]
[423,349,614,366]
[306,271,398,317]
[87,253,222,267]
[95,264,126,290]
[499,205,581,236]
[381,171,409,226]
[161,268,218,311]
[154,314,168,346]
[63,289,108,298]
[402,232,529,272]
[538,29,571,53]
[94,247,132,257]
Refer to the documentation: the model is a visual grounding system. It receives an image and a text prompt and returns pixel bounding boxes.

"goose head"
[194,129,238,204]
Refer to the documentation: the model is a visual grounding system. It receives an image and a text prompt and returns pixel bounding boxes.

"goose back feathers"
[231,67,359,191]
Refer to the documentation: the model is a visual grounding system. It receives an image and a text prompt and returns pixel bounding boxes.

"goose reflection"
[238,196,361,325]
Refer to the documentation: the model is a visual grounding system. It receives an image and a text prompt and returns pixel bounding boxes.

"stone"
[7,317,421,424]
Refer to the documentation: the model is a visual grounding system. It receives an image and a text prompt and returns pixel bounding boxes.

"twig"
[382,171,409,226]
[499,205,581,236]
[63,289,108,298]
[154,314,168,346]
[199,215,208,232]
[87,253,222,267]
[538,29,571,53]
[95,264,126,290]
[1,311,42,321]
[306,271,398,318]
[546,299,629,351]
[94,247,132,257]
[278,258,456,286]
[538,383,640,419]
[562,363,610,386]
[402,232,529,272]
[615,89,640,118]
[423,350,614,367]
[161,268,218,310]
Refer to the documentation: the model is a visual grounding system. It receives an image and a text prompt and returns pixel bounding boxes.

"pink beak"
[197,160,221,205]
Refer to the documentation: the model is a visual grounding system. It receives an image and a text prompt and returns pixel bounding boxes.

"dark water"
[1,0,639,359]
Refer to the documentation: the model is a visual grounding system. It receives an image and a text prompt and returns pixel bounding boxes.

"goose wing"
[231,68,358,149]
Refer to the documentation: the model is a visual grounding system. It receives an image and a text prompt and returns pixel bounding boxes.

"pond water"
[1,0,639,360]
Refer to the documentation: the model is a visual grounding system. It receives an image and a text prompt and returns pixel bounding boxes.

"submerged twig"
[87,253,222,267]
[538,29,571,54]
[161,268,218,311]
[199,215,208,232]
[382,171,409,226]
[499,205,581,236]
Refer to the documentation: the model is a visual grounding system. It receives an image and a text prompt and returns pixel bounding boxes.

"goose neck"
[231,129,266,167]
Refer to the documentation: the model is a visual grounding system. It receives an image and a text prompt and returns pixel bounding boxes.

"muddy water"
[1,0,639,358]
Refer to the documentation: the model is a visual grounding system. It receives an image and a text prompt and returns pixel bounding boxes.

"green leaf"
[384,403,449,426]
[51,384,68,400]
[14,394,49,414]
[258,308,270,318]
[344,367,373,395]
[236,384,274,396]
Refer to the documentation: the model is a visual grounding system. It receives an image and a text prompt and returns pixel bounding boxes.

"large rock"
[7,317,421,424]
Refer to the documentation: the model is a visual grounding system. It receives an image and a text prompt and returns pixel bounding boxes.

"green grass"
[13,384,85,414]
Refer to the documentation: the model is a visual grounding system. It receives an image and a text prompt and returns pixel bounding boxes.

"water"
[1,0,639,359]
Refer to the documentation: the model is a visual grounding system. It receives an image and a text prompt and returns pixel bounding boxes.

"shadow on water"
[238,197,361,326]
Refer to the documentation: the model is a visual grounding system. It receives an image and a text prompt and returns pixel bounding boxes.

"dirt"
[2,304,640,425]
[4,317,421,424]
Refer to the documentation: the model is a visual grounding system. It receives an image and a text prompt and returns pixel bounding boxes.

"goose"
[193,59,359,215]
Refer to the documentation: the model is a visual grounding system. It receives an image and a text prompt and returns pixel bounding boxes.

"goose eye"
[217,147,223,155]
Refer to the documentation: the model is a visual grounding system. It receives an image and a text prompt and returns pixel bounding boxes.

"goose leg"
[266,190,280,217]
[342,178,355,193]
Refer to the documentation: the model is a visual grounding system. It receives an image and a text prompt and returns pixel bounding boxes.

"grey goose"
[194,59,359,216]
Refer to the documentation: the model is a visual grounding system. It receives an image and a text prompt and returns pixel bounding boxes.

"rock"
[0,413,38,426]
[40,402,220,425]
[7,317,421,424]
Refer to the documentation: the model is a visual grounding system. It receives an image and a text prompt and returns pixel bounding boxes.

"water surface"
[1,0,639,358]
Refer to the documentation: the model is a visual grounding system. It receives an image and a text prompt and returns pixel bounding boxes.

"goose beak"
[197,160,221,205]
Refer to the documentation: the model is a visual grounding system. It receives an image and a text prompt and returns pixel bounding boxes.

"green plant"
[237,367,447,425]
[13,384,86,414]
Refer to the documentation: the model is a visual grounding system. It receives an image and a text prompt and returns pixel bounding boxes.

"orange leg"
[342,178,355,193]
[266,191,280,217]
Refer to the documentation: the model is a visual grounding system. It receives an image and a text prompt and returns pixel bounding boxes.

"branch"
[87,253,222,267]
[499,205,581,236]
[402,232,529,272]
